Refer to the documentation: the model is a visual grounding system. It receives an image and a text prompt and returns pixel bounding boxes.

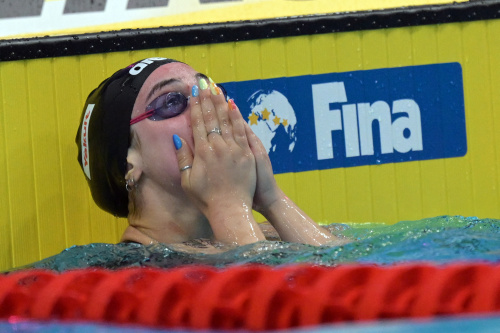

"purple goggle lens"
[130,92,189,125]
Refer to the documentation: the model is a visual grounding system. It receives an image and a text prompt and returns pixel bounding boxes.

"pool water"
[2,315,500,332]
[13,215,500,272]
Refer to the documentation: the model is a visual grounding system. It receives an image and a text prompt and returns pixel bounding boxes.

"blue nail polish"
[192,85,199,97]
[173,134,182,150]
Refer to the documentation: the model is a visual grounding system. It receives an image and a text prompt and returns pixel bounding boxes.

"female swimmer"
[76,57,344,252]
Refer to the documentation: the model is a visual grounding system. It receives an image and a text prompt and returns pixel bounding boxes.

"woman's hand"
[240,108,284,214]
[174,77,265,245]
[242,109,346,246]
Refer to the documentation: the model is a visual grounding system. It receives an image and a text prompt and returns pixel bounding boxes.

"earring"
[126,178,136,192]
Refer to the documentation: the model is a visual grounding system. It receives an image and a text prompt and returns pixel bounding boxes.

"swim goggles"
[130,85,228,125]
[130,92,189,125]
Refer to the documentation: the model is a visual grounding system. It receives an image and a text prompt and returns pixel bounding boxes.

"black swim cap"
[76,57,179,217]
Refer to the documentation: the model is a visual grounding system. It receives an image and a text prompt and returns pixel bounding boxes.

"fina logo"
[312,82,423,160]
[244,84,423,161]
[246,90,297,155]
[228,63,466,174]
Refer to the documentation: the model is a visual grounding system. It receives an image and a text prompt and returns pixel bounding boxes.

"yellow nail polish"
[199,78,208,90]
[208,77,218,95]
[210,83,218,95]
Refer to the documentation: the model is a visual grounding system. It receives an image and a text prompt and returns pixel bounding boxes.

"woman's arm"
[243,116,346,246]
[257,189,343,246]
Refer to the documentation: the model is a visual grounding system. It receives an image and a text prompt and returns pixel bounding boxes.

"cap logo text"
[128,57,167,76]
[82,104,95,180]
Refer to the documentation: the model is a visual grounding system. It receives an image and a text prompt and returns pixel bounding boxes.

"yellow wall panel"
[386,28,413,67]
[346,168,374,222]
[396,163,424,221]
[209,43,237,83]
[462,21,499,218]
[234,41,262,81]
[440,23,473,216]
[371,164,398,223]
[0,67,13,270]
[318,169,349,223]
[311,33,338,74]
[27,59,66,260]
[2,61,40,268]
[335,31,363,72]
[361,30,388,70]
[487,20,500,218]
[184,45,210,81]
[53,57,89,247]
[285,36,312,77]
[261,38,287,79]
[420,159,448,217]
[292,171,319,222]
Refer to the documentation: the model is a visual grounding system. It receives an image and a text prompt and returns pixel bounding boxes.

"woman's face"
[129,62,201,190]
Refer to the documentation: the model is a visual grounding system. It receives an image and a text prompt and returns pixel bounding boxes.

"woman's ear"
[126,146,143,183]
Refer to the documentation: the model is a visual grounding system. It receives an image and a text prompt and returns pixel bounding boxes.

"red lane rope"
[1,263,500,330]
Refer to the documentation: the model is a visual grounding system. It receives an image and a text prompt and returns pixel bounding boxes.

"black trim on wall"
[1,1,499,61]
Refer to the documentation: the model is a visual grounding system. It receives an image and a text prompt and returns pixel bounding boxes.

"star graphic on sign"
[262,108,270,120]
[282,119,288,127]
[248,112,259,125]
[273,116,281,126]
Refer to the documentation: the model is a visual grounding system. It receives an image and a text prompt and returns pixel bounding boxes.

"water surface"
[12,215,500,272]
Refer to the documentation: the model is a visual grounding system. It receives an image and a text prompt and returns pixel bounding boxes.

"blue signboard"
[222,63,466,174]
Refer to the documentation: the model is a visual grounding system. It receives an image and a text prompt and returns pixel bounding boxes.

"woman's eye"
[164,94,181,107]
[146,92,188,121]
[164,95,183,113]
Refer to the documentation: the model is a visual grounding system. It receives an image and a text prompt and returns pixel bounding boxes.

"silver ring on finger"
[207,127,222,137]
[180,165,192,172]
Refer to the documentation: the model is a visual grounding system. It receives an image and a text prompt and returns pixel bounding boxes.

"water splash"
[10,216,500,272]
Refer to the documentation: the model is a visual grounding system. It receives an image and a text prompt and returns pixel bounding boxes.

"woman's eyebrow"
[146,78,180,101]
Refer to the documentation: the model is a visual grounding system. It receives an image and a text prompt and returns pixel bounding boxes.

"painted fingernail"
[192,85,199,97]
[173,134,182,150]
[210,83,218,95]
[228,99,236,111]
[199,78,208,90]
[208,77,218,95]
